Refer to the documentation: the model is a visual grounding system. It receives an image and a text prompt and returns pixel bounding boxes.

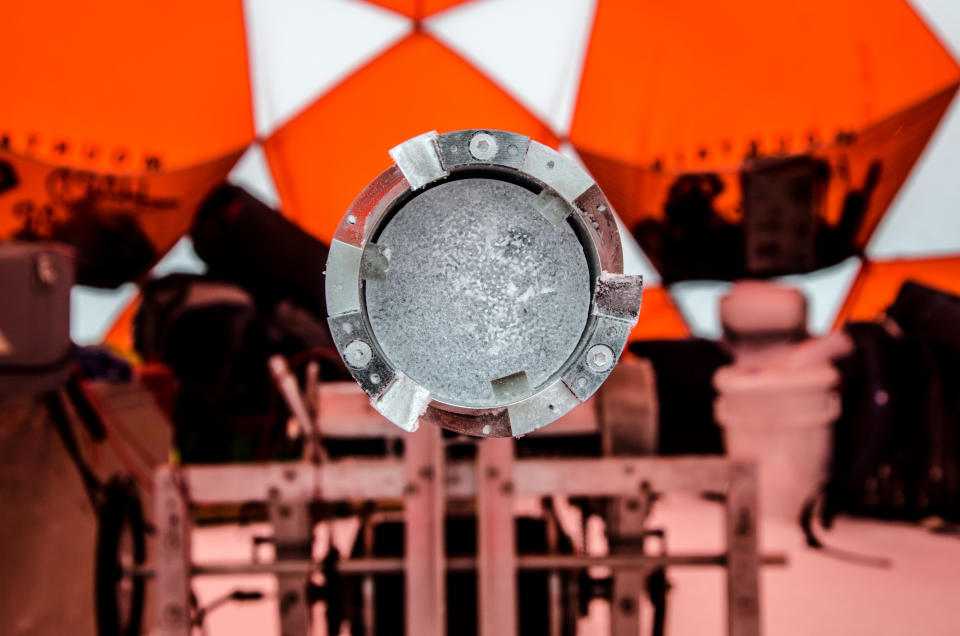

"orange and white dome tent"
[4,0,959,346]
[0,0,254,287]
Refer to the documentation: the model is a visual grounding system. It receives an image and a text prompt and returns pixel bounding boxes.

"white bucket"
[714,364,839,520]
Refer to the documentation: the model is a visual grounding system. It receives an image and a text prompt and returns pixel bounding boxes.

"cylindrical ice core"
[365,178,591,408]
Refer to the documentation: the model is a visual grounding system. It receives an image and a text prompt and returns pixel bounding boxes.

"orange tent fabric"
[0,0,253,171]
[833,256,960,325]
[572,0,960,171]
[571,0,960,279]
[0,148,243,285]
[630,286,690,340]
[264,32,559,243]
[0,0,254,283]
[362,0,477,20]
[7,0,957,346]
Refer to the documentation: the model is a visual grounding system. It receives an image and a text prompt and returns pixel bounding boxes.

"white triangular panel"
[244,0,412,137]
[668,257,862,341]
[869,0,960,258]
[559,142,661,284]
[71,283,138,345]
[613,214,661,284]
[71,238,212,344]
[152,237,208,278]
[669,281,732,340]
[426,0,597,134]
[228,143,281,209]
[778,257,862,334]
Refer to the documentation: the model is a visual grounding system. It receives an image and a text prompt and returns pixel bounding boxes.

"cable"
[192,589,266,628]
[800,495,892,569]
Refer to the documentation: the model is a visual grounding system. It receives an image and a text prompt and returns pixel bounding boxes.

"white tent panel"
[71,284,138,345]
[244,0,411,137]
[559,142,662,284]
[869,0,960,258]
[778,256,862,334]
[670,281,732,340]
[228,143,281,209]
[427,0,597,134]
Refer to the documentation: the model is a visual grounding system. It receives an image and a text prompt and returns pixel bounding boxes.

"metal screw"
[344,340,372,369]
[586,344,614,372]
[469,132,498,161]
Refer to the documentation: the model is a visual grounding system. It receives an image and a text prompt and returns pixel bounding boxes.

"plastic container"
[714,364,840,520]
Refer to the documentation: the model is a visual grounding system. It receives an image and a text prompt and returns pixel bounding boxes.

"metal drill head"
[326,130,643,437]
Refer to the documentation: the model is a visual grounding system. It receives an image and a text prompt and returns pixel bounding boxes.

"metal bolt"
[344,340,372,369]
[469,132,498,161]
[586,344,614,372]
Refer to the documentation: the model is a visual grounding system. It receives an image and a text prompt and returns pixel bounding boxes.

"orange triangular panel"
[819,84,958,247]
[578,83,958,280]
[103,296,142,355]
[834,256,960,326]
[360,0,478,19]
[263,33,558,243]
[0,1,254,171]
[572,0,960,170]
[630,286,690,340]
[0,149,242,285]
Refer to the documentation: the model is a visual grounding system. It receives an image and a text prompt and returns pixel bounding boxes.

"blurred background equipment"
[0,243,73,396]
[712,281,850,519]
[326,130,642,436]
[3,0,958,346]
[2,1,960,635]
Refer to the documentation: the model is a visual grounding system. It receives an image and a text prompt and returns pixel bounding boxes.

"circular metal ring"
[325,130,643,437]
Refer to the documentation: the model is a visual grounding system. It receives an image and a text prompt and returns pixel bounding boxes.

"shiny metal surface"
[326,129,643,436]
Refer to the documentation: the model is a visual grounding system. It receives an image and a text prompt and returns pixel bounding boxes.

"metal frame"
[152,454,775,636]
[324,129,643,437]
